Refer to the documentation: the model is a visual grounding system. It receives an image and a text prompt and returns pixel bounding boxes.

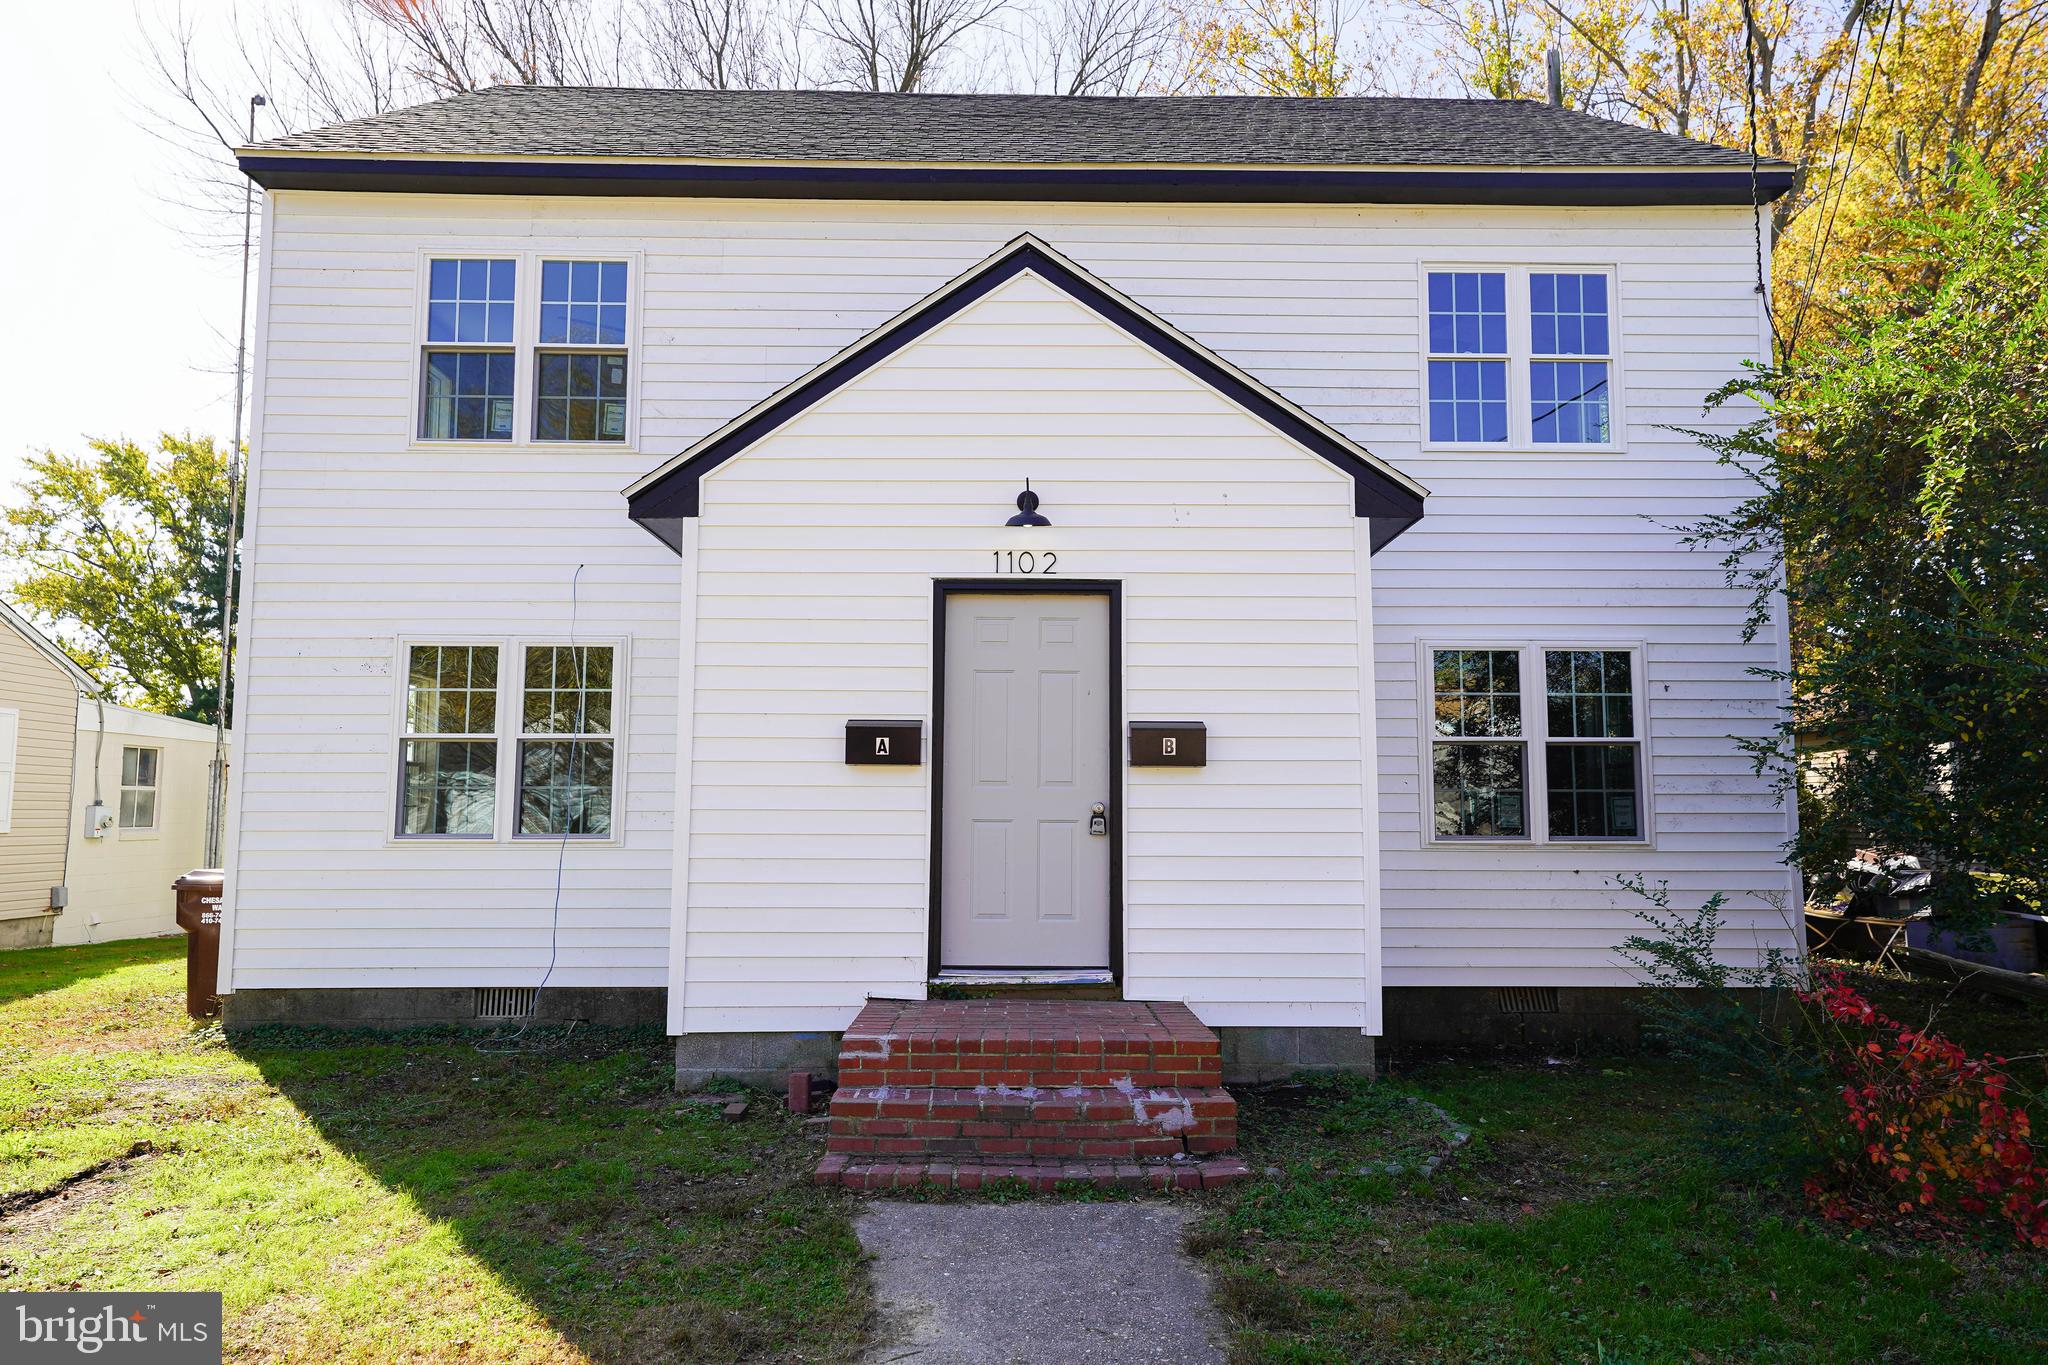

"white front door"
[940,593,1113,970]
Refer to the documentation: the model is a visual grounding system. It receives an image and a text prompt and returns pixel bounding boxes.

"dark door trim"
[929,579,1124,985]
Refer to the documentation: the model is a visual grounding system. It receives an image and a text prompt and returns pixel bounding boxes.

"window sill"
[1424,836,1653,849]
[408,439,639,454]
[383,833,623,848]
[1420,443,1625,456]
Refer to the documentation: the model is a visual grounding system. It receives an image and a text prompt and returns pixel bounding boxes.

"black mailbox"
[1130,721,1206,767]
[846,720,922,765]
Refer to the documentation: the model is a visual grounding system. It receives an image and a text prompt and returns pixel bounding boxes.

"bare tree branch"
[807,0,1010,90]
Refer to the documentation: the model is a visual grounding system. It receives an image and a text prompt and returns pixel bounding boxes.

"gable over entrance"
[624,235,1427,551]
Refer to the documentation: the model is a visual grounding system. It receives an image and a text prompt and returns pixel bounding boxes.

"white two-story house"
[217,88,1799,1079]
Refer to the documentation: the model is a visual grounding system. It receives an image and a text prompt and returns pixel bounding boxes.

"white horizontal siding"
[679,270,1370,1033]
[228,188,1794,1018]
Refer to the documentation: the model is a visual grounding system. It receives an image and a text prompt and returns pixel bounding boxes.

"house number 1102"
[992,550,1056,574]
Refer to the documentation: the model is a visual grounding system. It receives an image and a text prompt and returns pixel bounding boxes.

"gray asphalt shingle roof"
[249,86,1778,170]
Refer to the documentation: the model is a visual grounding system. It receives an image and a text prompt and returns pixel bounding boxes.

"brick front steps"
[814,998,1250,1192]
[815,1152,1252,1192]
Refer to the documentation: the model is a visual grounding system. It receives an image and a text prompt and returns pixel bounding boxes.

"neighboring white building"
[0,600,224,948]
[55,701,227,946]
[218,89,1801,1070]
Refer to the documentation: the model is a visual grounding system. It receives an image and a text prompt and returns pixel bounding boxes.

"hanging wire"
[477,562,587,1056]
[1740,0,1785,357]
[1785,0,1895,357]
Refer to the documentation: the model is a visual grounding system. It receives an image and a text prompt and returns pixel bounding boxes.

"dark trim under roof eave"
[626,240,1426,554]
[238,155,1798,206]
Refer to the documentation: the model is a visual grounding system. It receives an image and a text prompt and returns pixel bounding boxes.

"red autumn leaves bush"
[1799,969,2048,1248]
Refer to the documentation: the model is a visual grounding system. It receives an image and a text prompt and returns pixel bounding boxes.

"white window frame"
[0,708,18,835]
[118,745,163,835]
[387,635,628,846]
[511,642,621,842]
[414,255,520,446]
[531,257,637,447]
[406,248,643,452]
[1417,263,1624,454]
[1417,640,1653,847]
[393,642,504,841]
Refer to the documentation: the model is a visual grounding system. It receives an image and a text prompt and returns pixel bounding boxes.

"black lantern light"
[1005,479,1051,527]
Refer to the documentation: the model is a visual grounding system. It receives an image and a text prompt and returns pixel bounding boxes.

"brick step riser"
[837,1063,1221,1089]
[815,1154,1254,1192]
[830,1126,1238,1158]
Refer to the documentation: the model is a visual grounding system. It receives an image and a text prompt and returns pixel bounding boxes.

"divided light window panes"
[398,644,499,836]
[1423,267,1617,447]
[1543,649,1641,838]
[1431,648,1526,838]
[421,259,516,441]
[1430,645,1647,842]
[1530,273,1612,444]
[535,261,630,442]
[1425,272,1508,444]
[517,645,615,837]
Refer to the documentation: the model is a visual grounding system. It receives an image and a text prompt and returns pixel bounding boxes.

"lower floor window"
[401,739,497,836]
[1430,644,1644,841]
[519,739,614,836]
[396,641,617,839]
[1432,740,1525,838]
[1546,742,1640,839]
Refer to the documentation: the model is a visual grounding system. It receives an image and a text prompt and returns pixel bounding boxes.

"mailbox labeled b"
[1130,721,1207,767]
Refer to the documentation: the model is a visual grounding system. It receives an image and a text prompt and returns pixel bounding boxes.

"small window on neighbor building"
[534,260,630,442]
[119,746,160,830]
[398,644,499,837]
[517,645,614,837]
[421,259,516,441]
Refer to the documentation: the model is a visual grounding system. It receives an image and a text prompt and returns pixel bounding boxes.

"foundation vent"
[475,986,538,1020]
[1494,986,1561,1015]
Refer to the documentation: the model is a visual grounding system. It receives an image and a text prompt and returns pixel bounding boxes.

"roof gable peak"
[625,234,1426,552]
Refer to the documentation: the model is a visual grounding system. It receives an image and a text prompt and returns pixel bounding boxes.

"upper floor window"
[421,258,516,441]
[1425,272,1508,444]
[119,746,161,830]
[1424,268,1616,448]
[1529,273,1611,445]
[535,260,630,442]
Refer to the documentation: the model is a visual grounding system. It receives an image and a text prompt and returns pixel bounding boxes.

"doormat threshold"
[933,969,1115,987]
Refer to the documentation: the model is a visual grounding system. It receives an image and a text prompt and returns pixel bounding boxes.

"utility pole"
[204,93,266,869]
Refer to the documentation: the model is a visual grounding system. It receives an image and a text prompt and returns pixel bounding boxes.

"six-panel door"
[940,593,1113,969]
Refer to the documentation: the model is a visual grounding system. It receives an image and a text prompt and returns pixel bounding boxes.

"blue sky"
[1,0,243,498]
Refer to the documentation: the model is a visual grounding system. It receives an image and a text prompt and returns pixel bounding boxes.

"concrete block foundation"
[223,986,664,1031]
[0,913,58,950]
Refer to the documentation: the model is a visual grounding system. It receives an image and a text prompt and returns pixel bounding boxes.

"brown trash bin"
[173,869,226,1019]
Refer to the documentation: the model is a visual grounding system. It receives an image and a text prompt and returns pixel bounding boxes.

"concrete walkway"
[856,1201,1225,1365]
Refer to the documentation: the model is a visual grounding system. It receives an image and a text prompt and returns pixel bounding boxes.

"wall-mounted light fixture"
[1005,479,1051,527]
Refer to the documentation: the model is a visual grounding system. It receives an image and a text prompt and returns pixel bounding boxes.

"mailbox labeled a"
[846,720,922,765]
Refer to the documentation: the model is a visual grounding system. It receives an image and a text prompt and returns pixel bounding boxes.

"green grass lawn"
[1189,967,2048,1363]
[2,942,2041,1362]
[0,939,868,1362]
